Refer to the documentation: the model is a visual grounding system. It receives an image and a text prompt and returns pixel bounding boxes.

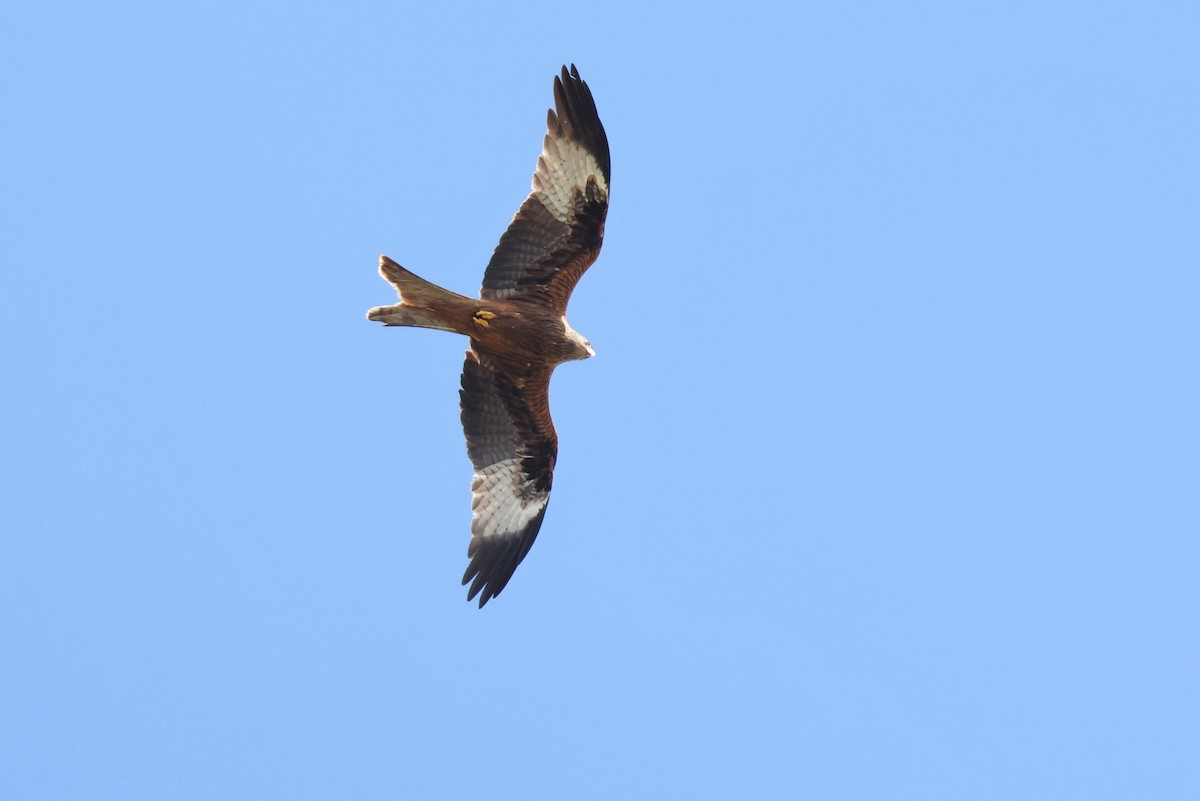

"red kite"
[367,65,610,607]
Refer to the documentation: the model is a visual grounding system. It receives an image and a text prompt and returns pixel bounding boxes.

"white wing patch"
[470,458,549,539]
[532,138,608,224]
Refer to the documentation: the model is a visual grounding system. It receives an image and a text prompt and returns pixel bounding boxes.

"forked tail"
[366,255,472,332]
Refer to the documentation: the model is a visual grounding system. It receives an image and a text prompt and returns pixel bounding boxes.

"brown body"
[368,258,592,368]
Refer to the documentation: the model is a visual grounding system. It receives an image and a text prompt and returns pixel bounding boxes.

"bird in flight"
[367,65,610,607]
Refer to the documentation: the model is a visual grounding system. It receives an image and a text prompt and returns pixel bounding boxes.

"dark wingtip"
[459,507,548,609]
[558,63,583,90]
[548,63,610,185]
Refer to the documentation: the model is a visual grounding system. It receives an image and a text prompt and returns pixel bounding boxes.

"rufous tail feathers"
[366,255,472,332]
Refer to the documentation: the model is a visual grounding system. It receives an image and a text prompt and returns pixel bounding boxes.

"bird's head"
[561,316,595,361]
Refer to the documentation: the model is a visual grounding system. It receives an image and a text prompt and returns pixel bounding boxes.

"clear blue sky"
[3,2,1197,799]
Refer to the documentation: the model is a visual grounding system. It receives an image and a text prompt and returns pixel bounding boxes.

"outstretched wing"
[480,64,610,313]
[459,349,558,606]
